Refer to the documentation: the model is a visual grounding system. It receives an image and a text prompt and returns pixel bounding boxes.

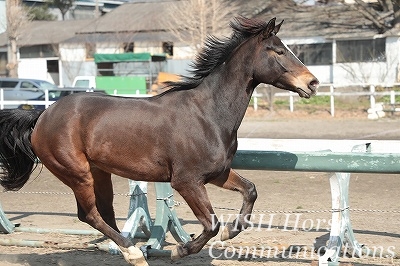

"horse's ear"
[262,17,276,38]
[273,20,284,35]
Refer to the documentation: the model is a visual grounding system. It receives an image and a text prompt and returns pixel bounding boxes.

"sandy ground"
[0,108,399,266]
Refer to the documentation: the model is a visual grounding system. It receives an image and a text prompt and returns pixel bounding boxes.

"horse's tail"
[0,109,43,191]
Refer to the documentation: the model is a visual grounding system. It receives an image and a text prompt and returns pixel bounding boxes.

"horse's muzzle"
[308,78,319,96]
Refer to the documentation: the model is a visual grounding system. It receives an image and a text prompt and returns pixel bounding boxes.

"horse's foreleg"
[170,181,219,259]
[210,168,257,241]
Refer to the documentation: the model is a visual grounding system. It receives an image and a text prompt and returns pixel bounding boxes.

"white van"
[72,76,96,89]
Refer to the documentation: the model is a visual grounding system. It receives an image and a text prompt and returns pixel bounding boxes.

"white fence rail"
[0,89,152,110]
[254,83,400,117]
[2,84,400,116]
[0,89,55,110]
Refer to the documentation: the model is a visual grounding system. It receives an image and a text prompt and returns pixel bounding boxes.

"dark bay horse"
[0,16,318,265]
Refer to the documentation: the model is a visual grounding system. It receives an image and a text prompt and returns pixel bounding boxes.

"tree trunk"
[6,0,30,78]
[7,37,18,78]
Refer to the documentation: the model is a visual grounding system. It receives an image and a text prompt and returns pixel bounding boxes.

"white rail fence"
[1,84,400,117]
[253,83,400,117]
[0,88,151,110]
[0,89,55,110]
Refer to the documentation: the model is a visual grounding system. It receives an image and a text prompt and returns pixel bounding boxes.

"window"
[0,52,7,76]
[0,81,18,88]
[20,45,57,58]
[336,38,386,63]
[288,43,332,66]
[162,42,173,56]
[123,43,134,53]
[47,60,59,73]
[97,62,114,76]
[20,81,37,89]
[85,43,96,59]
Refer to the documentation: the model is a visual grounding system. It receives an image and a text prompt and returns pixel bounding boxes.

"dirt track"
[0,109,399,266]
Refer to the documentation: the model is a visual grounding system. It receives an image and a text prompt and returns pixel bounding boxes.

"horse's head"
[251,17,319,98]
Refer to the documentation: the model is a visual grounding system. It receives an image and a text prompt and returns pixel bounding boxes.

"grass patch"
[271,95,371,113]
[297,96,330,105]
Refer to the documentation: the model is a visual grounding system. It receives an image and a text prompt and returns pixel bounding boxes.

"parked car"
[19,87,106,110]
[72,76,96,89]
[0,78,106,109]
[0,78,58,109]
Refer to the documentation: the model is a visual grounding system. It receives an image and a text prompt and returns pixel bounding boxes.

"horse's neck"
[198,63,255,132]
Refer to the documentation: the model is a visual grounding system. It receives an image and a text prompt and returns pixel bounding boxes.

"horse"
[0,16,318,265]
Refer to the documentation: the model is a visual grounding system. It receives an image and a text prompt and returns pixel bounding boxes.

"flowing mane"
[163,16,273,93]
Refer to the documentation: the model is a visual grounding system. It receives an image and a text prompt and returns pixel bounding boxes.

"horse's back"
[31,93,126,158]
[46,92,124,116]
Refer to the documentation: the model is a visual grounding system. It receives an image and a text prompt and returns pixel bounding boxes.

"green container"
[95,76,147,95]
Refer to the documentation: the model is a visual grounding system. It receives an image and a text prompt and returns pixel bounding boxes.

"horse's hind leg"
[92,167,119,232]
[209,168,257,241]
[76,167,119,232]
[72,180,147,265]
[45,159,147,265]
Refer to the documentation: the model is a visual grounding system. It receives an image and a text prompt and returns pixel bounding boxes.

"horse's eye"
[267,46,285,55]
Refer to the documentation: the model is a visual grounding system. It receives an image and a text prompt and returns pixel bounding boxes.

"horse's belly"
[91,156,172,182]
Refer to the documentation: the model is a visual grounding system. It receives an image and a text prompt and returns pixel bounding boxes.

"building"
[0,0,399,87]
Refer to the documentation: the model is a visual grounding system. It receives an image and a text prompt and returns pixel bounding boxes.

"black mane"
[162,16,272,93]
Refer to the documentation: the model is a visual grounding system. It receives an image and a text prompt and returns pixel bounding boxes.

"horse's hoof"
[220,226,230,241]
[171,247,180,261]
[171,243,186,260]
[120,246,148,266]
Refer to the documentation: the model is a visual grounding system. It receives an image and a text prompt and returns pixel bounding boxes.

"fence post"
[45,89,50,109]
[0,202,14,233]
[269,89,274,112]
[289,92,294,112]
[370,85,376,109]
[390,90,395,105]
[330,85,335,117]
[253,95,258,111]
[0,89,3,110]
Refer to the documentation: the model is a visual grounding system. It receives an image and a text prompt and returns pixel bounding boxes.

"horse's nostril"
[309,79,319,90]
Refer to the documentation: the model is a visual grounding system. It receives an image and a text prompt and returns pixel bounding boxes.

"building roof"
[0,19,94,47]
[0,1,399,49]
[63,31,177,44]
[76,1,175,34]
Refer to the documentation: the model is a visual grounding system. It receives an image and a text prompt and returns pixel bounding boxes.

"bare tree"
[6,0,31,77]
[48,0,74,20]
[340,0,400,33]
[165,0,240,52]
